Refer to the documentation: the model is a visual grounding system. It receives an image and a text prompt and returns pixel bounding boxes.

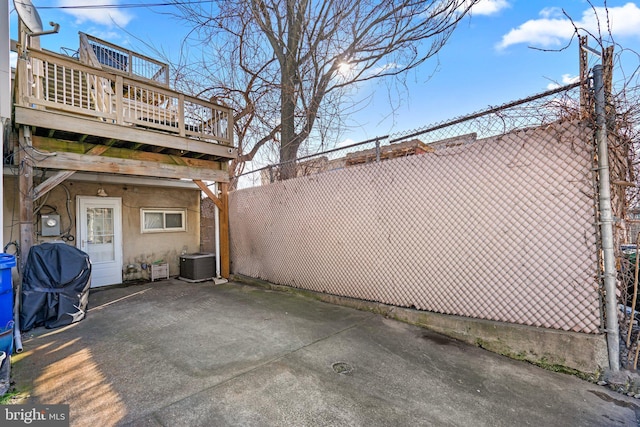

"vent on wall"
[179,253,215,282]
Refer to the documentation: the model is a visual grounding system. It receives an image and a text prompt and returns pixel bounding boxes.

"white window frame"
[141,208,187,233]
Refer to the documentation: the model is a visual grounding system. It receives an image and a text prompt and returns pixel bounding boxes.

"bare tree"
[169,0,480,181]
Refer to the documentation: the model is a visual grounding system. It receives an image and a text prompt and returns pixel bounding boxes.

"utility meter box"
[41,214,61,237]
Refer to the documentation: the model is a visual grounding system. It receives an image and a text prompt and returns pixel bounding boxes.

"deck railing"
[16,48,233,146]
[80,33,170,86]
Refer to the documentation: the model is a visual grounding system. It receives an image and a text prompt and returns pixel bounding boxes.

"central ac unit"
[179,253,215,282]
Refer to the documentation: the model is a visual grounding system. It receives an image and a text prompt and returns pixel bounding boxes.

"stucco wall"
[3,176,200,281]
[229,120,601,334]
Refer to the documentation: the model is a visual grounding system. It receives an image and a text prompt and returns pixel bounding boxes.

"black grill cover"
[20,243,91,331]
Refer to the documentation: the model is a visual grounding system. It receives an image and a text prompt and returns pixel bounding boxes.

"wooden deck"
[13,44,235,181]
[10,30,234,278]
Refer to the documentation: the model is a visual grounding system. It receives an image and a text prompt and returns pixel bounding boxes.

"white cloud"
[498,17,574,49]
[337,138,355,148]
[580,2,640,38]
[497,2,640,50]
[57,0,133,28]
[546,74,579,90]
[91,30,125,44]
[470,0,510,16]
[561,73,579,84]
[539,7,564,20]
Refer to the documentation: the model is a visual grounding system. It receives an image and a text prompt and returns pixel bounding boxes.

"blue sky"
[9,0,640,144]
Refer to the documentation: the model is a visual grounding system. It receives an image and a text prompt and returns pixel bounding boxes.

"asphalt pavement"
[10,279,640,426]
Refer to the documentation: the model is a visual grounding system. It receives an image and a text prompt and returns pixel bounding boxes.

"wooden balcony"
[79,33,170,86]
[12,38,236,182]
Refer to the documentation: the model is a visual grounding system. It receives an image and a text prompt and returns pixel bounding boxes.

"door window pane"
[86,207,115,262]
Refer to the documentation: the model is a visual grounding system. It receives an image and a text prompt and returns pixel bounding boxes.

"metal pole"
[213,183,221,278]
[594,64,620,371]
[1,0,10,242]
[375,139,381,163]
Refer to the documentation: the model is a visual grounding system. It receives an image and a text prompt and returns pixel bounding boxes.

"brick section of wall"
[200,197,216,253]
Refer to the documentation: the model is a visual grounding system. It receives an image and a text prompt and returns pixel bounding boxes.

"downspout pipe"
[594,64,620,371]
[13,286,22,353]
[214,183,221,278]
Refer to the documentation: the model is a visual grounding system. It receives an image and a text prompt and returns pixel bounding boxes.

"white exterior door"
[77,196,123,287]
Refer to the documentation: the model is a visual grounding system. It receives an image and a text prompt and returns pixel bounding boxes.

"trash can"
[0,254,16,355]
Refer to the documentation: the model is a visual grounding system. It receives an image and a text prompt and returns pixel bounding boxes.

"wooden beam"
[579,35,590,119]
[193,180,223,210]
[15,106,238,160]
[87,145,111,156]
[32,136,225,170]
[32,145,111,201]
[33,171,75,201]
[18,126,34,272]
[603,45,615,123]
[36,151,229,182]
[169,155,189,167]
[193,180,229,278]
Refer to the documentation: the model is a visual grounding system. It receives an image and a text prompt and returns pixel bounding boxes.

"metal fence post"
[594,64,620,371]
[375,139,381,162]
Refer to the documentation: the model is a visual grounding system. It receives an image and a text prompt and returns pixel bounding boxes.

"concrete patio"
[10,279,640,426]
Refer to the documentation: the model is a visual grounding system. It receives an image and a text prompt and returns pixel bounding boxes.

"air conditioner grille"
[179,253,215,281]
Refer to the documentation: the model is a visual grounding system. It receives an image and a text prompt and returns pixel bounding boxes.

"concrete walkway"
[11,280,640,426]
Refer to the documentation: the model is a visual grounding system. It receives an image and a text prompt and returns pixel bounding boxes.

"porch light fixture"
[97,188,108,197]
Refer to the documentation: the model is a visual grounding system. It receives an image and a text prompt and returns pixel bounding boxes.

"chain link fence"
[233,84,584,189]
[229,84,608,334]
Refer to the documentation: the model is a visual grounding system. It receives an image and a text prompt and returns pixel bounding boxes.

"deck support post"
[193,180,231,279]
[18,126,34,273]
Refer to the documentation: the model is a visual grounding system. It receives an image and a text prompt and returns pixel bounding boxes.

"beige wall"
[229,120,601,334]
[3,176,200,281]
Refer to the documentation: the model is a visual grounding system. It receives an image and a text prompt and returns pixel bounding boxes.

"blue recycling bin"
[0,254,16,355]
